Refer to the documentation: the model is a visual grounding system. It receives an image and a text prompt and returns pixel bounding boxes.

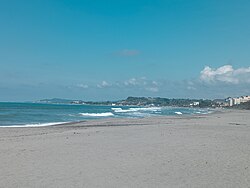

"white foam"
[196,111,210,114]
[112,107,161,113]
[111,108,135,113]
[126,112,155,117]
[0,122,67,128]
[130,107,161,112]
[175,112,183,115]
[79,112,114,117]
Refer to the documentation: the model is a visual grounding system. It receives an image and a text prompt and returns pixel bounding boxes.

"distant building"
[214,99,229,107]
[228,98,234,106]
[71,100,84,104]
[190,101,199,106]
[241,96,250,103]
[228,95,250,106]
[235,98,241,105]
[193,102,200,106]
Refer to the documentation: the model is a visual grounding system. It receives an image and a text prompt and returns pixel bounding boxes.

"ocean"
[0,102,213,127]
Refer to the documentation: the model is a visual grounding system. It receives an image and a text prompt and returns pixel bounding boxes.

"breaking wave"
[0,102,215,127]
[1,122,67,128]
[79,112,114,117]
[111,107,161,113]
[175,112,183,115]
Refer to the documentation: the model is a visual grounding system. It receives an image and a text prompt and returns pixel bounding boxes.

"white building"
[228,98,234,106]
[190,101,199,106]
[228,95,250,106]
[241,96,250,103]
[233,98,241,105]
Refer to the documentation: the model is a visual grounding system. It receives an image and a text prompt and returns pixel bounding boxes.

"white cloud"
[124,78,137,86]
[67,69,250,99]
[76,84,89,89]
[123,77,159,92]
[97,81,111,88]
[124,77,147,86]
[74,78,159,93]
[200,65,250,84]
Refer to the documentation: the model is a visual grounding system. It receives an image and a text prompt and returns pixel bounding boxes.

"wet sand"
[0,110,250,188]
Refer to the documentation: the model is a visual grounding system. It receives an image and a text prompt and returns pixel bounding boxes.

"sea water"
[0,102,213,127]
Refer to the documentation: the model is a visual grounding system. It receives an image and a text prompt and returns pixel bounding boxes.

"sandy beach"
[0,109,250,188]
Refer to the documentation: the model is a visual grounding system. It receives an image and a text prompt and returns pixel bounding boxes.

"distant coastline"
[0,102,214,127]
[35,96,224,108]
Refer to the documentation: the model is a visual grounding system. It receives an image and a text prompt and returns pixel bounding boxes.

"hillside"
[232,101,250,110]
[36,97,218,108]
[116,97,215,107]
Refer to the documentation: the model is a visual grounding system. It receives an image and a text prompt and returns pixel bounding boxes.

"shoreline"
[0,109,249,187]
[0,107,223,128]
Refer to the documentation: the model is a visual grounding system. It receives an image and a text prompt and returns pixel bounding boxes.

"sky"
[1,0,250,101]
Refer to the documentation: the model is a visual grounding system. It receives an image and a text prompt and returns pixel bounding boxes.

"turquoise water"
[0,102,213,127]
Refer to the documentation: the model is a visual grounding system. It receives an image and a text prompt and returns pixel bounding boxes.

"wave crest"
[79,112,114,117]
[112,107,161,113]
[175,112,183,115]
[1,122,67,128]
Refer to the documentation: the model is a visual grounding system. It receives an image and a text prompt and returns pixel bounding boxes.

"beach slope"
[0,110,250,188]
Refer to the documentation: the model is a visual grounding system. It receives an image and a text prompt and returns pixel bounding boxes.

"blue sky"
[1,0,250,101]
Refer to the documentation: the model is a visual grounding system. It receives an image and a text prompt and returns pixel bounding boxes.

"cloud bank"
[200,65,250,84]
[72,65,250,100]
[123,77,159,92]
[97,81,112,88]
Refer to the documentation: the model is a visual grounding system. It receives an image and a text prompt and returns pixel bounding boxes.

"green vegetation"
[37,98,77,104]
[36,97,218,108]
[116,97,216,107]
[230,101,250,110]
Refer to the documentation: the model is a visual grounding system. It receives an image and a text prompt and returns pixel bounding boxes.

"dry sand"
[0,109,250,188]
